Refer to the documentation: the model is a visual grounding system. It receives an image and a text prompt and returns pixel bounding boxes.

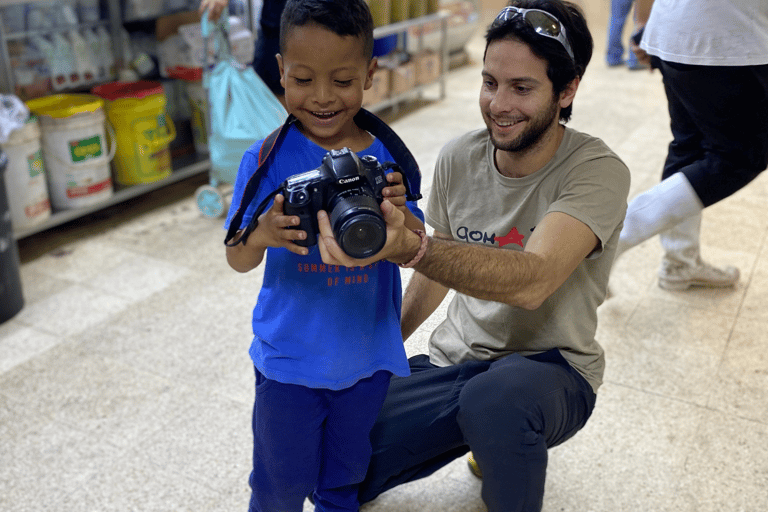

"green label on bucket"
[27,149,45,177]
[69,135,103,162]
[143,115,169,142]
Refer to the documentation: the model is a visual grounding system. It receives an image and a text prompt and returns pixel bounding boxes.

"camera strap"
[224,108,423,247]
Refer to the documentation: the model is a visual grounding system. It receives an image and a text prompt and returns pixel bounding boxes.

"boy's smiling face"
[277,22,376,151]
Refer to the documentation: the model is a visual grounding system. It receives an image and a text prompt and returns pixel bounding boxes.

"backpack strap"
[224,116,296,246]
[354,108,422,201]
[223,108,422,246]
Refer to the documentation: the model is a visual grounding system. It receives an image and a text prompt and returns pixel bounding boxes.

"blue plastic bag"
[202,13,287,184]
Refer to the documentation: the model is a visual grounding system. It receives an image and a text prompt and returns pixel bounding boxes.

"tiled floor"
[3,3,768,511]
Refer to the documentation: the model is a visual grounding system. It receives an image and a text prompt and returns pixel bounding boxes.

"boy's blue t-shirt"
[225,124,423,390]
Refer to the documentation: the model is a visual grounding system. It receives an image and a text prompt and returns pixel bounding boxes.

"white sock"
[619,172,703,250]
[659,213,702,268]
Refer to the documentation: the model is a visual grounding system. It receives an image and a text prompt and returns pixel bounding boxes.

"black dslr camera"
[282,148,402,258]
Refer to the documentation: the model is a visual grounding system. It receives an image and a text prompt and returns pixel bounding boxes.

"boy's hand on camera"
[382,171,408,208]
[256,194,309,256]
[381,171,425,233]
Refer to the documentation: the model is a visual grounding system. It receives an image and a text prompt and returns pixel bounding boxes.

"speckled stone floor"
[2,2,767,511]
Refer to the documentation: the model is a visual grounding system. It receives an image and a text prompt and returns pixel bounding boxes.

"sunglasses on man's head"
[492,6,575,62]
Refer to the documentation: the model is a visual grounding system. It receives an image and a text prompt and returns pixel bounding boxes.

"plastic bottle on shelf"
[70,30,99,85]
[52,33,80,88]
[116,28,140,82]
[31,36,69,91]
[84,29,104,80]
[96,27,116,80]
[0,4,25,33]
[78,0,101,23]
[60,1,79,26]
[25,2,56,32]
[11,45,52,100]
[120,28,134,67]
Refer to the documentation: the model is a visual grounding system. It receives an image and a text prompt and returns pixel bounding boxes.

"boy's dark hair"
[485,0,593,123]
[279,0,375,60]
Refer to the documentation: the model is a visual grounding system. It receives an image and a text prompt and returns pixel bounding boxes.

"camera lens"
[339,216,386,258]
[329,196,386,258]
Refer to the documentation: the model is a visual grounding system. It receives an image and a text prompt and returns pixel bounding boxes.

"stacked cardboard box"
[363,67,391,106]
[368,0,440,26]
[414,50,441,85]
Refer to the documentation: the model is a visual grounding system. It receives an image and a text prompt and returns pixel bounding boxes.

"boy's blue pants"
[249,369,391,512]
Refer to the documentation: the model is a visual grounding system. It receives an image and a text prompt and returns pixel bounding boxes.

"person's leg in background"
[606,0,634,66]
[617,62,768,290]
[253,0,287,102]
[457,350,596,512]
[657,62,768,289]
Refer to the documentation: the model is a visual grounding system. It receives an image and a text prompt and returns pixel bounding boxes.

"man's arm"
[413,212,598,310]
[630,0,655,68]
[634,0,654,25]
[400,230,452,341]
[317,202,599,311]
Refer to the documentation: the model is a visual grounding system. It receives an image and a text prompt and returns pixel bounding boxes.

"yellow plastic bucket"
[26,94,115,210]
[92,81,176,186]
[185,80,209,155]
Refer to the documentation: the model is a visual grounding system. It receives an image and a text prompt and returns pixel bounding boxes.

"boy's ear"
[364,57,378,90]
[276,54,285,89]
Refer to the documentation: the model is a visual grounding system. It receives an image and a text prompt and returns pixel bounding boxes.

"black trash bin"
[0,148,24,323]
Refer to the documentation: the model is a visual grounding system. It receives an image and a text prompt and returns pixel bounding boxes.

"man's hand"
[199,0,227,21]
[630,0,656,70]
[629,29,654,71]
[316,199,421,267]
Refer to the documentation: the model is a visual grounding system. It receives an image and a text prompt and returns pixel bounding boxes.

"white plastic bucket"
[27,95,115,210]
[186,81,209,155]
[0,117,51,230]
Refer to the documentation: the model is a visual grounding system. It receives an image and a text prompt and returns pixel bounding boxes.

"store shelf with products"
[1,2,476,240]
[366,11,451,114]
[0,0,126,97]
[0,0,214,240]
[10,152,210,240]
[364,1,479,114]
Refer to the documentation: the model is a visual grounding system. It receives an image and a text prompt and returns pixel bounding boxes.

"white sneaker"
[658,258,740,291]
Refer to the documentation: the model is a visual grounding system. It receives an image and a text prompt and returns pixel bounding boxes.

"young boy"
[223,1,425,510]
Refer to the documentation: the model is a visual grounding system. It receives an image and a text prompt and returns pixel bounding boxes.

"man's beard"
[486,99,559,153]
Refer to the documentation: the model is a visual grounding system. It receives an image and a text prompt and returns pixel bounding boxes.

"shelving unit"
[0,0,125,94]
[368,10,450,113]
[1,3,453,240]
[11,154,210,239]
